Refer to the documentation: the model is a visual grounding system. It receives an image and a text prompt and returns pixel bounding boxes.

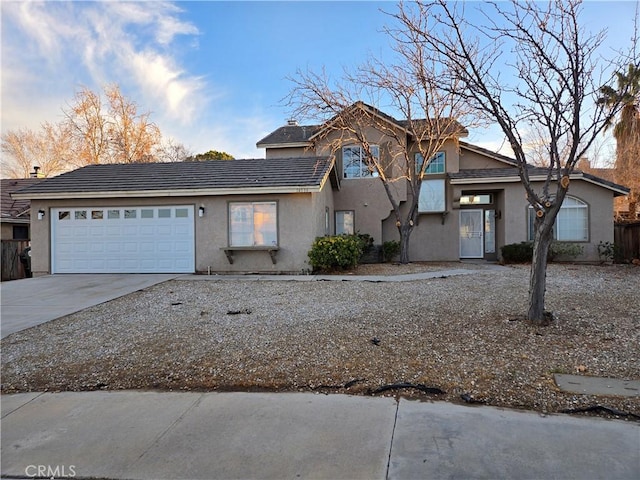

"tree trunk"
[398,223,413,264]
[527,222,554,325]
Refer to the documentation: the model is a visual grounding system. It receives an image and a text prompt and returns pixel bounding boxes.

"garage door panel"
[52,206,194,273]
[139,241,156,251]
[90,259,106,270]
[73,226,89,236]
[90,243,105,254]
[156,225,172,235]
[173,225,191,235]
[157,243,174,254]
[122,242,139,253]
[174,241,190,253]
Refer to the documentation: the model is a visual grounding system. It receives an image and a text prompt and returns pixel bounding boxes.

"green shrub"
[501,242,533,263]
[356,233,374,256]
[382,240,401,262]
[549,242,584,261]
[501,241,584,263]
[597,241,622,263]
[308,235,364,272]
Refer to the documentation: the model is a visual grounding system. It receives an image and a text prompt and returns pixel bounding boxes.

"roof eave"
[12,185,326,200]
[256,141,313,149]
[450,172,631,195]
[0,217,31,224]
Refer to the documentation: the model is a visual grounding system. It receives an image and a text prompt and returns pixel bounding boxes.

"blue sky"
[1,1,637,162]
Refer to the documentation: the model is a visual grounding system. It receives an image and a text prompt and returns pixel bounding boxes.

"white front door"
[51,206,195,273]
[460,209,484,258]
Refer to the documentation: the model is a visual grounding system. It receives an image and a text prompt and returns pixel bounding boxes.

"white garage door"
[52,206,195,273]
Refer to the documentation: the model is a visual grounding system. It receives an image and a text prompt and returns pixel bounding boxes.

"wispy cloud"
[2,0,207,130]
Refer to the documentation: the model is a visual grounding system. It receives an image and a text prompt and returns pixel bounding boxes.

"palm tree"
[599,63,640,218]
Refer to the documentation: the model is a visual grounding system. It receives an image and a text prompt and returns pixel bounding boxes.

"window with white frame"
[229,202,278,246]
[335,210,355,235]
[342,145,380,178]
[528,196,588,241]
[415,151,445,175]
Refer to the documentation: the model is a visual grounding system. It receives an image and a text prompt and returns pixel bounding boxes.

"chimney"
[578,157,590,171]
[287,119,299,126]
[30,166,41,178]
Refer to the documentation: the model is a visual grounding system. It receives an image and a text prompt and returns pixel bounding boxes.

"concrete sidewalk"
[2,391,638,480]
[176,264,509,283]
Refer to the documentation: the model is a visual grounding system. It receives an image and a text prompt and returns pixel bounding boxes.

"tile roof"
[257,102,468,148]
[12,157,335,198]
[449,167,630,195]
[256,125,321,147]
[1,178,43,220]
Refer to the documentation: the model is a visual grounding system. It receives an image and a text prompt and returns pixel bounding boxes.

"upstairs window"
[416,151,445,175]
[342,145,380,178]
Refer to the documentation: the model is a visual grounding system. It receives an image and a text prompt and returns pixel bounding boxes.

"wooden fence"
[1,240,29,281]
[614,221,640,261]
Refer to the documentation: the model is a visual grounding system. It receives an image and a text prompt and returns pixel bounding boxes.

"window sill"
[221,246,280,265]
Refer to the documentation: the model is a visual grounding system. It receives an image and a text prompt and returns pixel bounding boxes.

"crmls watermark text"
[25,464,76,478]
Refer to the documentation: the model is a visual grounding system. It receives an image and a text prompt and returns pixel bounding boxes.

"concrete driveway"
[0,274,178,338]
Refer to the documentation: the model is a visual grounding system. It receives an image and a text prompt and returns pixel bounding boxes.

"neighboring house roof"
[449,167,630,196]
[257,101,468,148]
[12,157,336,200]
[1,178,43,223]
[256,124,322,148]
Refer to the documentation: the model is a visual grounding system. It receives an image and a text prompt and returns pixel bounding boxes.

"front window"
[335,210,355,235]
[229,202,278,246]
[418,179,446,212]
[342,145,380,178]
[416,151,445,175]
[528,196,588,241]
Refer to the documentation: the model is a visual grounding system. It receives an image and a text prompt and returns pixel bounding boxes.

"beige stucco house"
[13,104,629,275]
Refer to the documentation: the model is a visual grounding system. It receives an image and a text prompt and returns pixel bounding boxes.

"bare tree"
[64,87,110,166]
[2,85,174,175]
[154,137,193,162]
[63,85,164,165]
[1,122,72,178]
[105,84,161,163]
[402,0,633,324]
[287,14,477,263]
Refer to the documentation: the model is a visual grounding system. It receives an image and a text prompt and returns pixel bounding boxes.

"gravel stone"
[1,263,638,419]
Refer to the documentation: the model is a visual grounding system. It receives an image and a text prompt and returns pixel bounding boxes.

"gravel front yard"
[2,263,638,418]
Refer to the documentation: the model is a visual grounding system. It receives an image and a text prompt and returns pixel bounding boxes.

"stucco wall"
[467,180,615,262]
[264,147,315,159]
[333,178,393,242]
[382,210,461,261]
[459,147,513,169]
